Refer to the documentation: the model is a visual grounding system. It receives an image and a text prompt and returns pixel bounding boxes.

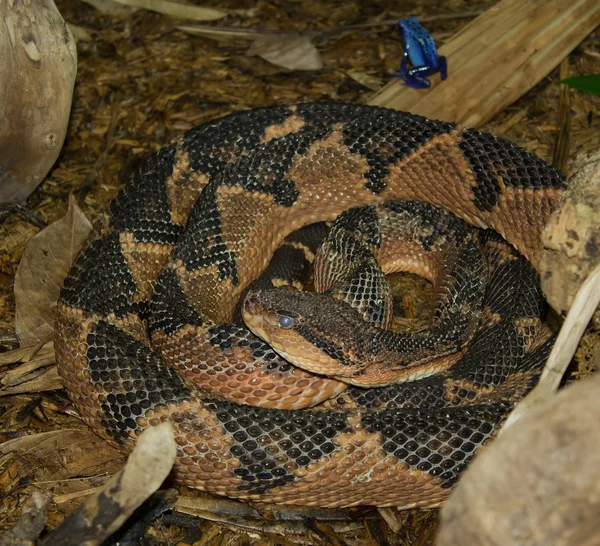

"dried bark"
[0,0,77,203]
[541,150,600,327]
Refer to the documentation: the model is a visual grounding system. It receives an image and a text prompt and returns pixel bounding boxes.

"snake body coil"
[56,103,564,508]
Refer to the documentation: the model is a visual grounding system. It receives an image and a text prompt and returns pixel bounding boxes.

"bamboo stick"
[552,59,572,174]
[368,0,600,127]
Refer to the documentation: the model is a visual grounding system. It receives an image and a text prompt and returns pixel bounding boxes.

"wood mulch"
[0,0,598,544]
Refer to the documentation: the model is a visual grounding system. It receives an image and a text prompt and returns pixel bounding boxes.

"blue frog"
[396,17,447,89]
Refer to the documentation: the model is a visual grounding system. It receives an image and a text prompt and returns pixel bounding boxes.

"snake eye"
[279,315,294,329]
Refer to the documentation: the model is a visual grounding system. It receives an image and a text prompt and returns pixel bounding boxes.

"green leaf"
[559,75,600,96]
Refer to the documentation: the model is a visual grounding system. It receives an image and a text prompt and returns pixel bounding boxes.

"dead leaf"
[77,0,135,16]
[53,487,103,505]
[67,23,93,42]
[346,70,384,91]
[176,25,323,71]
[247,35,323,71]
[14,195,92,346]
[0,429,123,479]
[40,424,176,545]
[0,338,50,367]
[0,366,63,395]
[1,343,56,387]
[176,24,300,41]
[112,0,228,21]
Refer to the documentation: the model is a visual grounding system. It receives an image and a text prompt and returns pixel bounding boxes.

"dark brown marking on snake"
[181,105,302,175]
[207,399,352,494]
[120,233,173,301]
[61,232,143,319]
[458,128,566,212]
[85,320,192,444]
[110,145,183,245]
[339,109,456,194]
[360,402,508,489]
[149,268,204,337]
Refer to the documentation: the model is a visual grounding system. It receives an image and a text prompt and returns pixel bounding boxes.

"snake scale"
[55,103,565,508]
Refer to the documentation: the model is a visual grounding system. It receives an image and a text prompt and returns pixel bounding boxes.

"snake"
[244,200,492,386]
[55,103,565,509]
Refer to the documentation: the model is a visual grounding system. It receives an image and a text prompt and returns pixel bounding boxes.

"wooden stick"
[368,0,600,127]
[552,59,572,174]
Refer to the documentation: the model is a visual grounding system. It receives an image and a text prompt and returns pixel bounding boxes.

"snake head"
[242,287,463,387]
[242,287,371,381]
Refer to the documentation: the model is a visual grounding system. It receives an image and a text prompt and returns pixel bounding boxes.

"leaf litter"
[0,0,598,544]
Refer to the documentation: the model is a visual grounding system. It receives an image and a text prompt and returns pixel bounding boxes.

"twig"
[101,491,176,546]
[0,332,20,347]
[177,10,483,42]
[552,58,571,174]
[0,203,47,229]
[317,11,484,40]
[0,491,50,546]
[78,93,121,198]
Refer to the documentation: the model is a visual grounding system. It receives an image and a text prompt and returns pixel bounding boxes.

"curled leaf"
[15,195,92,346]
[112,0,228,21]
[176,25,323,71]
[247,35,323,71]
[346,70,383,91]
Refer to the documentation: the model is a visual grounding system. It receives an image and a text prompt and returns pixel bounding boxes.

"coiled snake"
[55,103,564,508]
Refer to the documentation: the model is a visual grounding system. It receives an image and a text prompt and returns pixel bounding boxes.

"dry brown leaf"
[175,494,367,534]
[67,23,93,42]
[0,429,123,479]
[41,423,176,545]
[1,343,56,386]
[14,195,92,346]
[1,429,88,456]
[0,338,50,367]
[77,0,134,15]
[247,35,323,71]
[0,365,63,395]
[53,487,103,505]
[346,70,384,91]
[112,0,228,21]
[177,25,323,71]
[176,24,300,40]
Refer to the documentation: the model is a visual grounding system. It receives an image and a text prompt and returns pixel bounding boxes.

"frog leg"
[438,56,448,81]
[404,65,435,88]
